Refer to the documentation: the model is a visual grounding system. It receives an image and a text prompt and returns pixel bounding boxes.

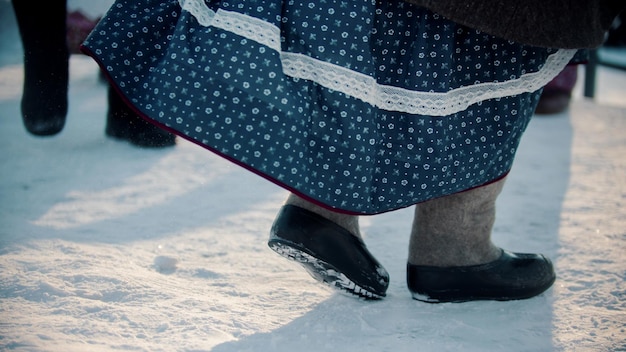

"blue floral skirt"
[83,0,576,214]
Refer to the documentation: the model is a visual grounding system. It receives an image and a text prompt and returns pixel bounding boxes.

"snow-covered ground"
[1,2,625,351]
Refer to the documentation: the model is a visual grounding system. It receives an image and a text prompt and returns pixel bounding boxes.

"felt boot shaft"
[285,194,361,239]
[408,178,506,267]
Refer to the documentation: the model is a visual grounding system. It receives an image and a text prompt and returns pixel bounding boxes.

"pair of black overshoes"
[268,205,389,299]
[407,250,556,303]
[269,205,555,302]
[20,55,69,136]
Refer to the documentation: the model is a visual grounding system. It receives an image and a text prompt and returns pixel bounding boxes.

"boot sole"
[269,240,383,300]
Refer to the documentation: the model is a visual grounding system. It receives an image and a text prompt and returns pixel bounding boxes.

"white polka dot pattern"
[83,0,569,214]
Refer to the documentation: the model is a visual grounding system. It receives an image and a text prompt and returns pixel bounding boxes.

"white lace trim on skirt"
[179,0,577,116]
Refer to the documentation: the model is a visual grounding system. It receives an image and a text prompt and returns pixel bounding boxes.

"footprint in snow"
[154,255,178,274]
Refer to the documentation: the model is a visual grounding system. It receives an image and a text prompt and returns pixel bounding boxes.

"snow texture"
[0,1,625,351]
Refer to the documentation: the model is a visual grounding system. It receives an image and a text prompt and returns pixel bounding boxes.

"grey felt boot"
[284,193,361,238]
[408,178,505,267]
[406,178,556,302]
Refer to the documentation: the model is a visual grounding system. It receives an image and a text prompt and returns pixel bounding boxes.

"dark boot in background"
[105,85,176,148]
[12,0,69,136]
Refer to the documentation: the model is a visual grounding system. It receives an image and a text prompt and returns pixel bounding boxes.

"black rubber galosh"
[268,205,389,299]
[407,250,556,303]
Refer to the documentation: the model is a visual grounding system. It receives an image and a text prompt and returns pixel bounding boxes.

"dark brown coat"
[402,0,626,48]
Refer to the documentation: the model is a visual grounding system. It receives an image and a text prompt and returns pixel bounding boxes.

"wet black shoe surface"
[407,250,556,303]
[269,205,389,299]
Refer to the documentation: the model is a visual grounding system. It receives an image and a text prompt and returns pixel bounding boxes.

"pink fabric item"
[543,64,579,94]
[66,10,100,54]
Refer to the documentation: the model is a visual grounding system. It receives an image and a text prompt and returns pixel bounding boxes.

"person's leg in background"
[12,0,69,136]
[536,15,626,116]
[12,0,176,147]
[105,85,176,148]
